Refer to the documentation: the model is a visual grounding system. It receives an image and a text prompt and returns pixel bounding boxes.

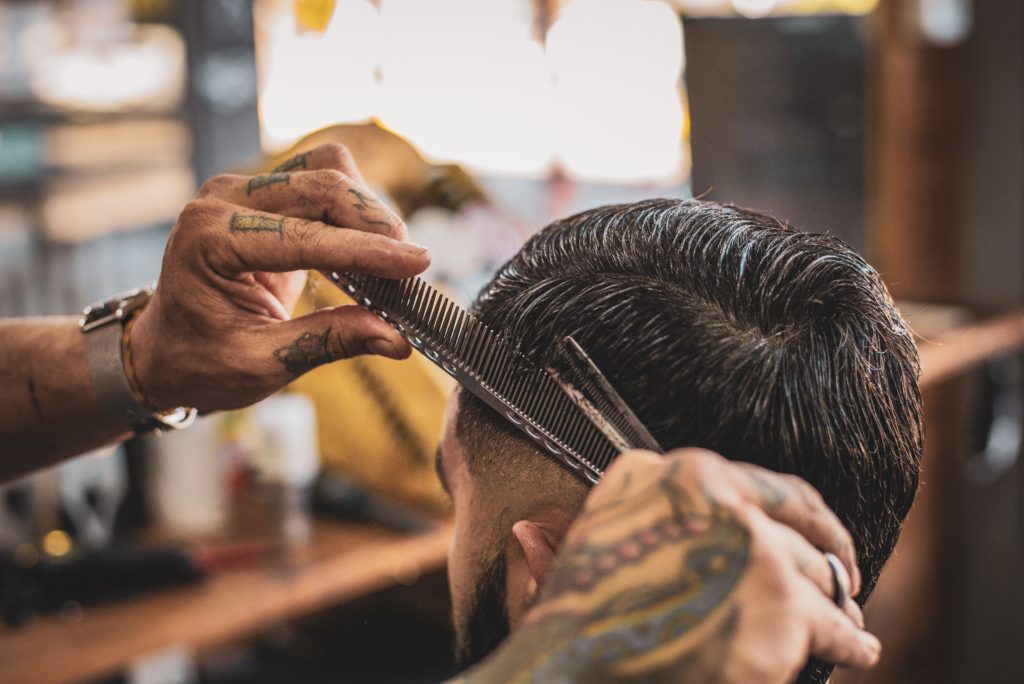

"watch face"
[81,286,154,331]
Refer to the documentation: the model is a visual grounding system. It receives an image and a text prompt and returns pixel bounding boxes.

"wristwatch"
[80,284,197,435]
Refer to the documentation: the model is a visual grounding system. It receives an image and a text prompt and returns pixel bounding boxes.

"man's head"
[435,199,923,678]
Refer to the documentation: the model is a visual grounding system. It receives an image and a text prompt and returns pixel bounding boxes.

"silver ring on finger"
[824,552,849,607]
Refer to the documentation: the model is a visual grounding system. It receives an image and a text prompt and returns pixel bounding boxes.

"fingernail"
[367,338,401,358]
[399,242,430,256]
[858,631,882,659]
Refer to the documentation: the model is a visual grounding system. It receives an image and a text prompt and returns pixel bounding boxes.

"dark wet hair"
[456,198,922,683]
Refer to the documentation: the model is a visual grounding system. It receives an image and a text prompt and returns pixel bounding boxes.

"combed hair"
[456,198,922,684]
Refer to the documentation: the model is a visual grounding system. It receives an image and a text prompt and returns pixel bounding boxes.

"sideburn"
[454,551,511,671]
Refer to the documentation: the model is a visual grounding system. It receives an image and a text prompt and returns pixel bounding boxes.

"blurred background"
[0,0,1021,683]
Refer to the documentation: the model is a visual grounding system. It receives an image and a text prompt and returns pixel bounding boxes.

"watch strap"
[81,286,197,435]
[84,317,160,430]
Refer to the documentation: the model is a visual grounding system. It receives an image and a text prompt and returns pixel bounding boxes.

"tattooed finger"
[188,198,428,278]
[271,142,368,186]
[197,169,404,238]
[269,307,410,377]
[273,152,310,174]
[273,328,338,377]
[229,212,284,240]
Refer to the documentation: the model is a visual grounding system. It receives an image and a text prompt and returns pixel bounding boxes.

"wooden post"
[869,0,967,303]
[841,3,973,682]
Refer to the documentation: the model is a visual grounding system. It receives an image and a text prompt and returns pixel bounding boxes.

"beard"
[454,551,511,671]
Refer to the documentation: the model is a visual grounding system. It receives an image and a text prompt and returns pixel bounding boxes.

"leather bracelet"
[122,312,156,413]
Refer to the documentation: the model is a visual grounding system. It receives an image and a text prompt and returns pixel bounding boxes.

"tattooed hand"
[129,143,430,411]
[463,449,880,683]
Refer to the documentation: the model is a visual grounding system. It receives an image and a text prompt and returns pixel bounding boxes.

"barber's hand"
[129,143,429,412]
[464,448,878,684]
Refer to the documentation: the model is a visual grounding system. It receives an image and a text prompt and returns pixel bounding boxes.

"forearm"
[0,317,128,481]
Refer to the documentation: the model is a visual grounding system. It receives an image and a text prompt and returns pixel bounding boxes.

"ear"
[511,520,559,604]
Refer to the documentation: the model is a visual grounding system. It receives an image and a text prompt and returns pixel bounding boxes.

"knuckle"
[779,472,805,494]
[178,199,218,232]
[670,448,728,496]
[293,219,324,251]
[381,210,404,233]
[301,231,332,267]
[748,521,794,585]
[320,141,352,163]
[606,449,661,479]
[688,448,726,476]
[197,173,237,199]
[310,169,350,204]
[334,144,357,168]
[676,446,725,464]
[315,167,348,186]
[733,501,762,530]
[618,448,661,467]
[319,142,361,176]
[792,476,826,508]
[331,327,353,360]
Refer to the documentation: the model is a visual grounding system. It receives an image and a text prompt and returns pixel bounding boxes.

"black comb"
[320,270,662,484]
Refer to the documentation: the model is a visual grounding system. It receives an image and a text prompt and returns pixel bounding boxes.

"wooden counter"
[0,519,453,684]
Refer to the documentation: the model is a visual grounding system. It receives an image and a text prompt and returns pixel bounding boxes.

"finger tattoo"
[229,213,285,240]
[247,172,291,195]
[272,152,309,173]
[746,470,787,510]
[347,188,391,227]
[273,328,338,376]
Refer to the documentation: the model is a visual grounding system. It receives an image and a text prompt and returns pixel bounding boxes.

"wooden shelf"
[918,308,1024,389]
[0,519,453,684]
[0,98,185,125]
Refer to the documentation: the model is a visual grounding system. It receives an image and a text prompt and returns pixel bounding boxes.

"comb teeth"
[319,270,647,483]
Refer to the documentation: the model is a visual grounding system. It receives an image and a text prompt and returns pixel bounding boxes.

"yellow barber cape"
[289,272,451,515]
[252,121,484,516]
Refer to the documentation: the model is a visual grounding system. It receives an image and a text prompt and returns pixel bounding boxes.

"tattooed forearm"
[542,513,700,595]
[272,328,338,377]
[229,213,285,240]
[272,152,309,173]
[455,454,872,683]
[463,462,751,683]
[347,188,391,227]
[247,172,291,195]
